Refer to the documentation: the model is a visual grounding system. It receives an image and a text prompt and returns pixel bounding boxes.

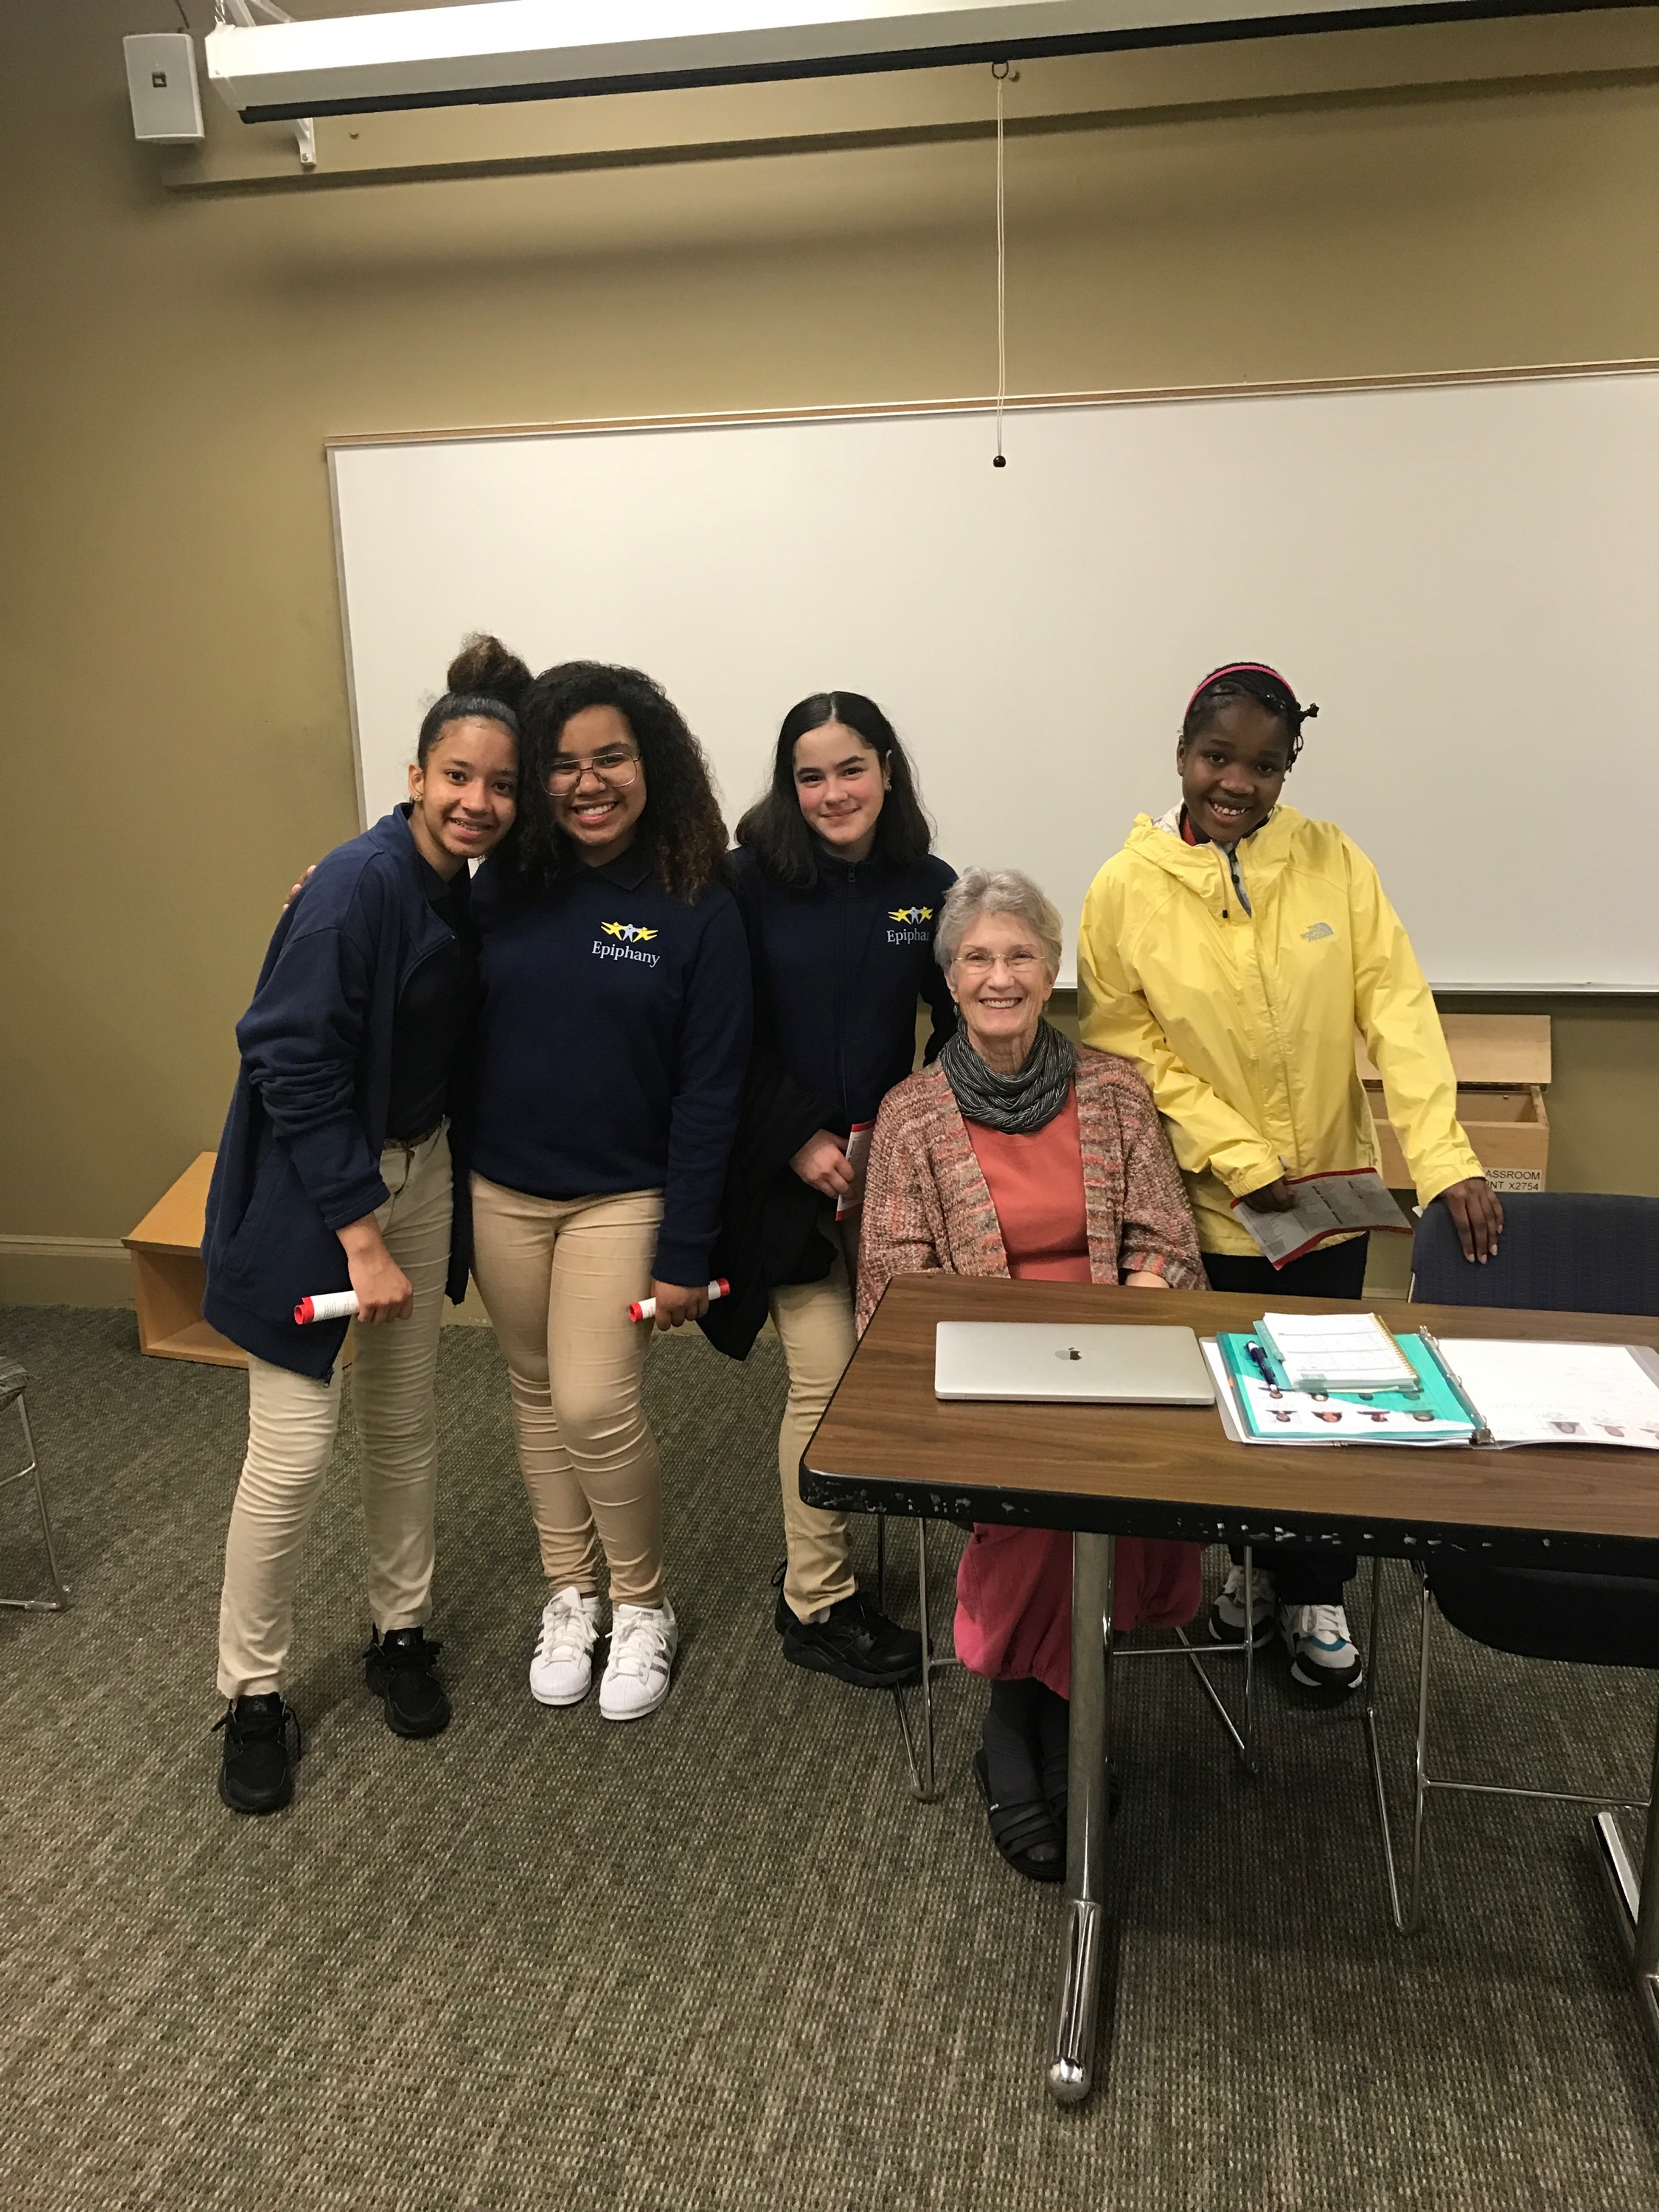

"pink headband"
[1183,663,1298,720]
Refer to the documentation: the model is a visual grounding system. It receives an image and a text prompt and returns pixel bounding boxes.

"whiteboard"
[330,370,1658,990]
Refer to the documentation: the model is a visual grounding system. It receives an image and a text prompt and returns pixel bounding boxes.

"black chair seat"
[1427,1551,1659,1671]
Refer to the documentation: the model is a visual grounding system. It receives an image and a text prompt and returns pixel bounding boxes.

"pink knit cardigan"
[855,1043,1205,1332]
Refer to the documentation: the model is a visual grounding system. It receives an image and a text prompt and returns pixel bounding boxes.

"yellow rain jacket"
[1077,805,1483,1257]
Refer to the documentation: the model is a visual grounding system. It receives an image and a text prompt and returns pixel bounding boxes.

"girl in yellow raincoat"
[1077,662,1503,1696]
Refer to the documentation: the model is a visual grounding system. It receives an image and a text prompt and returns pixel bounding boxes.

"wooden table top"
[800,1276,1659,1573]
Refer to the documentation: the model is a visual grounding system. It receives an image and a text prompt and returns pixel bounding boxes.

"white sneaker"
[529,1586,603,1707]
[598,1599,678,1722]
[1208,1563,1276,1646]
[1279,1601,1365,1694]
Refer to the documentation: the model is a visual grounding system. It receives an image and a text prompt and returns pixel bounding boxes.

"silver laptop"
[933,1321,1216,1406]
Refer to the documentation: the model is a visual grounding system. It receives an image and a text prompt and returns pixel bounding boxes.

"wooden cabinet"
[123,1152,244,1366]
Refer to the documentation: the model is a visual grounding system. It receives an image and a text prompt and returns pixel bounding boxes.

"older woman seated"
[856,868,1206,1881]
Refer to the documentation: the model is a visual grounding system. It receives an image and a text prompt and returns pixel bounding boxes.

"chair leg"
[912,1517,936,1800]
[874,1514,887,1617]
[0,1395,69,1613]
[1405,1571,1435,1934]
[891,1518,945,1803]
[1240,1540,1256,1775]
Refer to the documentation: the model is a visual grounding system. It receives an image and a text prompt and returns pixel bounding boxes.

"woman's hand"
[1243,1175,1298,1212]
[1439,1176,1504,1264]
[337,1217,413,1323]
[650,1279,709,1332]
[1123,1269,1171,1288]
[790,1130,855,1202]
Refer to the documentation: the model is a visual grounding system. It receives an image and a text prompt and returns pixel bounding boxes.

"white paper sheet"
[1437,1340,1659,1450]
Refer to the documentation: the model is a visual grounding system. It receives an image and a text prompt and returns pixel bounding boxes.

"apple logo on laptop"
[1055,1346,1082,1362]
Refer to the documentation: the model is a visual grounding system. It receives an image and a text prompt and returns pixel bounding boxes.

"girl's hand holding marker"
[629,1279,730,1327]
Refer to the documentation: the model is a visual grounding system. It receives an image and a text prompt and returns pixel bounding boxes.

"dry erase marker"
[295,1290,359,1324]
[627,1279,729,1324]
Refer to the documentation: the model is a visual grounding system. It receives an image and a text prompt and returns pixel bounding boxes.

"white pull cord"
[992,61,1009,468]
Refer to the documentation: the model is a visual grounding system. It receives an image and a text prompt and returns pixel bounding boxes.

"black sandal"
[973,1747,1065,1883]
[1033,1686,1121,1830]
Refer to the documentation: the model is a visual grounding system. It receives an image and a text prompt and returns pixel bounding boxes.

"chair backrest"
[1411,1192,1659,1318]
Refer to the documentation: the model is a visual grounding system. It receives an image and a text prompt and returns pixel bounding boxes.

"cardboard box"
[1357,1014,1550,1197]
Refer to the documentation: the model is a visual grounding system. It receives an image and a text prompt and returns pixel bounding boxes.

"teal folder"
[1216,1332,1477,1444]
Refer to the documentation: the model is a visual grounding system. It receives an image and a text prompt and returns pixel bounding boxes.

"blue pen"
[1244,1340,1281,1399]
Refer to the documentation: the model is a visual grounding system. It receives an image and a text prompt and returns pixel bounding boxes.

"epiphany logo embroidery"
[594,919,662,967]
[1301,922,1335,941]
[887,902,934,945]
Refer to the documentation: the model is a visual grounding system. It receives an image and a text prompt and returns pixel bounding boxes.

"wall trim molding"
[0,1234,128,1263]
[324,355,1659,450]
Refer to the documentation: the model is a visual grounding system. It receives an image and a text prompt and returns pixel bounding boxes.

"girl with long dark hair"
[205,637,526,1815]
[468,660,751,1724]
[703,692,955,1688]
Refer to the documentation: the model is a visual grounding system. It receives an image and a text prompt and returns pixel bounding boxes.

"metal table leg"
[1635,1716,1659,2055]
[1047,1530,1116,2107]
[1596,1705,1659,2059]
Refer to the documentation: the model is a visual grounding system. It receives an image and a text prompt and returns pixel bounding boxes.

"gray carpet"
[1,1307,1655,2212]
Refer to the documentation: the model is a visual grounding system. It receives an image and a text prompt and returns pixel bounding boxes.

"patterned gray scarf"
[940,1018,1077,1136]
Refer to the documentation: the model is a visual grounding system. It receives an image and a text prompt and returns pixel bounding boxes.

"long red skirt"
[953,1526,1203,1702]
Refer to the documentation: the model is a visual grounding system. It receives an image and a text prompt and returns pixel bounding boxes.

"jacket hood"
[1124,804,1307,910]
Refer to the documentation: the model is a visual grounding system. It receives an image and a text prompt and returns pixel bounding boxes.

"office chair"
[0,1355,70,1612]
[1364,1193,1659,1935]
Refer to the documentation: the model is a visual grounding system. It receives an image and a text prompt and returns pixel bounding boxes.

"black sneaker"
[363,1627,452,1739]
[773,1586,923,1688]
[215,1694,299,1815]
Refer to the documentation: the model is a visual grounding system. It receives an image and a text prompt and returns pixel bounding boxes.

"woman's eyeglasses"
[547,749,641,793]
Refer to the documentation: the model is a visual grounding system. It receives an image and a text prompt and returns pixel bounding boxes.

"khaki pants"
[770,1218,859,1621]
[470,1174,664,1610]
[217,1126,453,1700]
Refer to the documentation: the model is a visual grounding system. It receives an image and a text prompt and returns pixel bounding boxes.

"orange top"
[964,1088,1092,1283]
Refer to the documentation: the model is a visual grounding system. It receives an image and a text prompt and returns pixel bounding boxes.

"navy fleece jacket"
[470,851,751,1287]
[203,808,471,1380]
[726,846,958,1132]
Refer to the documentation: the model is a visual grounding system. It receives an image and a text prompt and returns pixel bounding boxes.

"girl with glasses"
[702,693,956,1689]
[467,661,751,1725]
[1077,662,1502,1698]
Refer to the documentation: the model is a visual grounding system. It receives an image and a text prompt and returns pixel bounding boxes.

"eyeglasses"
[547,748,641,793]
[955,948,1043,973]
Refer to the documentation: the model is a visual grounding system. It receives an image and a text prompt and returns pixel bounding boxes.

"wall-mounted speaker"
[124,32,206,145]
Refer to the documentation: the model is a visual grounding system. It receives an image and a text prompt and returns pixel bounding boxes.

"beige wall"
[2,2,1656,1305]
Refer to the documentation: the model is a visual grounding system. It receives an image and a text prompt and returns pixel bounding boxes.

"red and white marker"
[627,1278,729,1324]
[294,1290,360,1325]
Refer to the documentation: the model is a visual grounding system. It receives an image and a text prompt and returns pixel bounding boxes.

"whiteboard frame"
[325,356,1659,994]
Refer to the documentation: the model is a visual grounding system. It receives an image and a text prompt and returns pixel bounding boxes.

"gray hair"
[935,867,1065,979]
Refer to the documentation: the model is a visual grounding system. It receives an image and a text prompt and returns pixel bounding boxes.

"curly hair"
[511,661,728,901]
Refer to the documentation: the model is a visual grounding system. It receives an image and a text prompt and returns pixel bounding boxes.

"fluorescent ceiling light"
[206,0,1593,122]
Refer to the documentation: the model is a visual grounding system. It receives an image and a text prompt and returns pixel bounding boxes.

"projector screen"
[330,368,1658,990]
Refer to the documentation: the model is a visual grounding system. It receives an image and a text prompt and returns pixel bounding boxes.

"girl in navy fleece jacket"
[467,660,751,1727]
[205,638,525,1815]
[712,693,954,1691]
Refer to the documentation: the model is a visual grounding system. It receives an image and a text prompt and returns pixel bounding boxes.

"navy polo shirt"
[470,851,752,1286]
[727,846,958,1130]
